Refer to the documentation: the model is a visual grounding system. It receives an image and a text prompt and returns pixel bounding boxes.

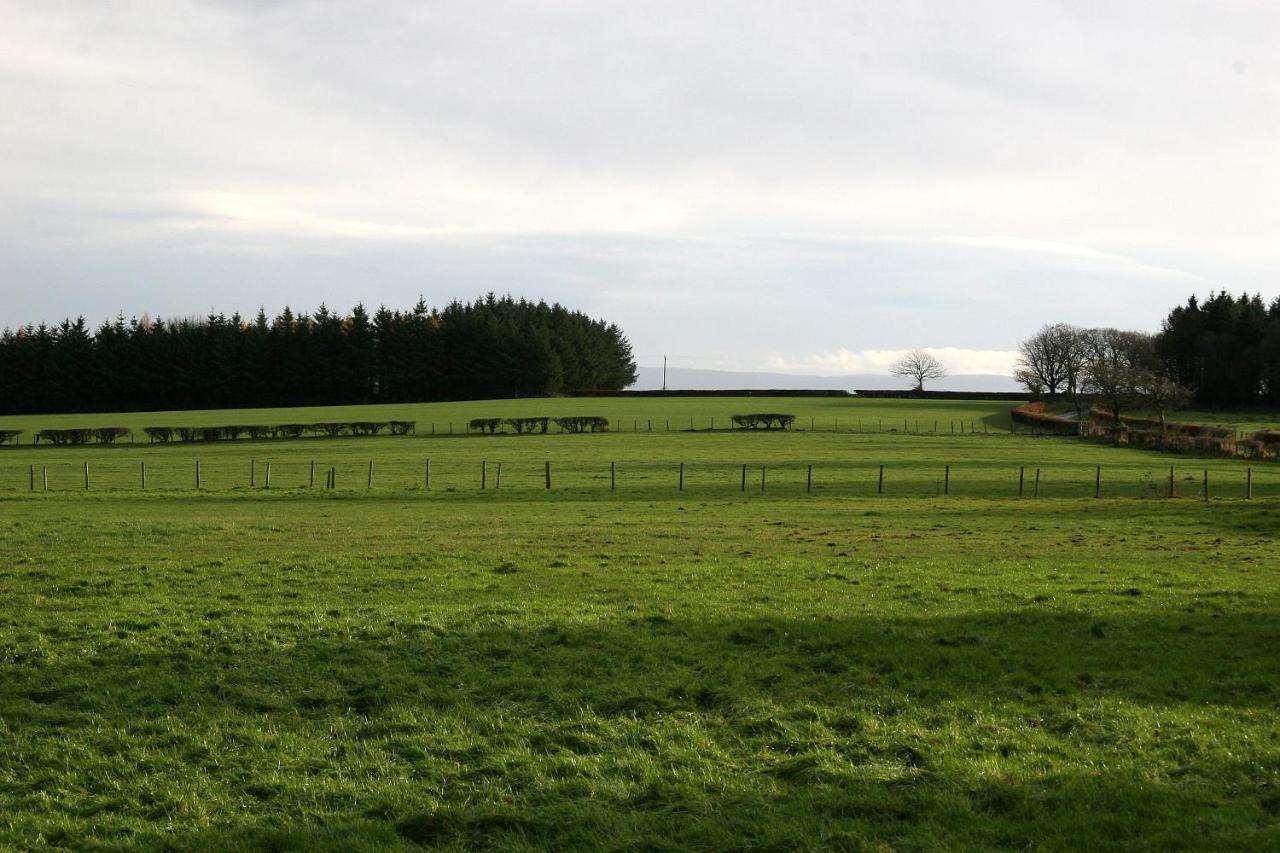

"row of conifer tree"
[0,295,638,415]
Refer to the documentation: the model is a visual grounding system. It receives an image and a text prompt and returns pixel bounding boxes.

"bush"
[351,422,388,436]
[144,427,175,443]
[93,427,130,444]
[0,429,22,446]
[36,428,94,445]
[312,422,350,438]
[731,413,796,430]
[273,424,307,439]
[505,417,549,434]
[554,416,608,433]
[388,420,415,435]
[470,418,503,434]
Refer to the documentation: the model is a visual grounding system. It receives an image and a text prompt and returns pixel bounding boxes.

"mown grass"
[2,398,1279,849]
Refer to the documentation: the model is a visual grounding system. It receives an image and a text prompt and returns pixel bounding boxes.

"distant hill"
[628,366,1020,393]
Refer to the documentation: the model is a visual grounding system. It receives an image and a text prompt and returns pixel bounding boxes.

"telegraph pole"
[663,355,667,391]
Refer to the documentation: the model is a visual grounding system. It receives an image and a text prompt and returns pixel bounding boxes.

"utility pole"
[662,355,667,391]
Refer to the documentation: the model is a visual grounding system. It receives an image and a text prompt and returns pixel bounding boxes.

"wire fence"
[1,458,1272,500]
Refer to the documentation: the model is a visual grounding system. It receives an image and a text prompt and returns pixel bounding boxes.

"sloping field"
[1,398,1278,849]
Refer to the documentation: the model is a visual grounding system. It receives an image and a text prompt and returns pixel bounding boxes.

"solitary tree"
[891,349,948,391]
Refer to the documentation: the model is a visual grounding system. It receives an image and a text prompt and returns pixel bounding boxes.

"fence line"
[1,459,1272,501]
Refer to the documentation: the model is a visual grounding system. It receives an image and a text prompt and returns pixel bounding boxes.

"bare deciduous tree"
[890,349,947,391]
[1134,372,1191,447]
[1015,323,1088,404]
[1080,328,1155,438]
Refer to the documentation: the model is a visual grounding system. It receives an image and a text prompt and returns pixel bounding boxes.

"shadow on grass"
[6,610,1280,849]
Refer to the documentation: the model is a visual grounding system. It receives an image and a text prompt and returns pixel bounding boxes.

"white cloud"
[1,1,1278,362]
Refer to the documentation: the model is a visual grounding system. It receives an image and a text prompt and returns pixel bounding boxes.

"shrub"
[0,429,22,446]
[36,428,94,445]
[469,418,503,434]
[273,424,307,439]
[312,422,350,438]
[144,427,175,443]
[388,421,416,436]
[93,427,130,444]
[731,413,796,430]
[351,422,387,436]
[505,417,549,434]
[554,416,608,433]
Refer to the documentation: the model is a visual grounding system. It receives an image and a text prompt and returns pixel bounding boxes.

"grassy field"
[2,397,1279,850]
[0,396,1021,443]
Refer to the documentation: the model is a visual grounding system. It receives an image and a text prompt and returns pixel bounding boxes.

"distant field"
[2,396,1279,849]
[0,395,1017,437]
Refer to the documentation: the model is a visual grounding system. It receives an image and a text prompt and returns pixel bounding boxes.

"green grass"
[0,395,1016,437]
[2,398,1279,849]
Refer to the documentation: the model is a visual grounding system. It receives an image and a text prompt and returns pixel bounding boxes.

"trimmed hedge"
[150,422,418,442]
[0,429,22,446]
[505,417,550,434]
[469,418,503,434]
[36,428,95,445]
[555,416,609,433]
[731,413,796,430]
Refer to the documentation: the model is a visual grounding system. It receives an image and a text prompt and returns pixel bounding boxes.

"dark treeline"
[0,295,638,414]
[1156,291,1280,407]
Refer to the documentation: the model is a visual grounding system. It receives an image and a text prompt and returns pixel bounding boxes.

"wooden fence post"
[1169,466,1175,498]
[944,465,950,495]
[84,461,89,490]
[678,462,684,491]
[545,461,551,490]
[807,465,813,493]
[1203,469,1209,501]
[760,466,766,493]
[1034,468,1040,498]
[251,459,256,487]
[481,461,487,490]
[1095,465,1101,498]
[495,462,501,489]
[366,460,372,489]
[141,461,146,490]
[29,464,34,491]
[1018,466,1024,498]
[425,459,431,490]
[310,460,315,488]
[1247,467,1252,500]
[878,464,884,495]
[42,466,48,491]
[196,459,202,490]
[611,461,616,491]
[740,463,746,492]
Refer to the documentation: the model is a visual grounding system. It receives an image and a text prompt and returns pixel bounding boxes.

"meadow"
[1,397,1279,850]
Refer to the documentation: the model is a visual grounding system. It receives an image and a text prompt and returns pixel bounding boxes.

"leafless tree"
[1015,323,1088,404]
[1134,372,1191,447]
[891,349,947,391]
[1080,329,1155,438]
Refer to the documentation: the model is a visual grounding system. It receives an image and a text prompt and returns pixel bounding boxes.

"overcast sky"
[2,1,1277,379]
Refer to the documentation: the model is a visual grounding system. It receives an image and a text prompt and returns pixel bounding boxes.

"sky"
[2,1,1278,381]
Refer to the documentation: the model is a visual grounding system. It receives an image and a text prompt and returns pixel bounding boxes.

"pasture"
[1,396,1278,850]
